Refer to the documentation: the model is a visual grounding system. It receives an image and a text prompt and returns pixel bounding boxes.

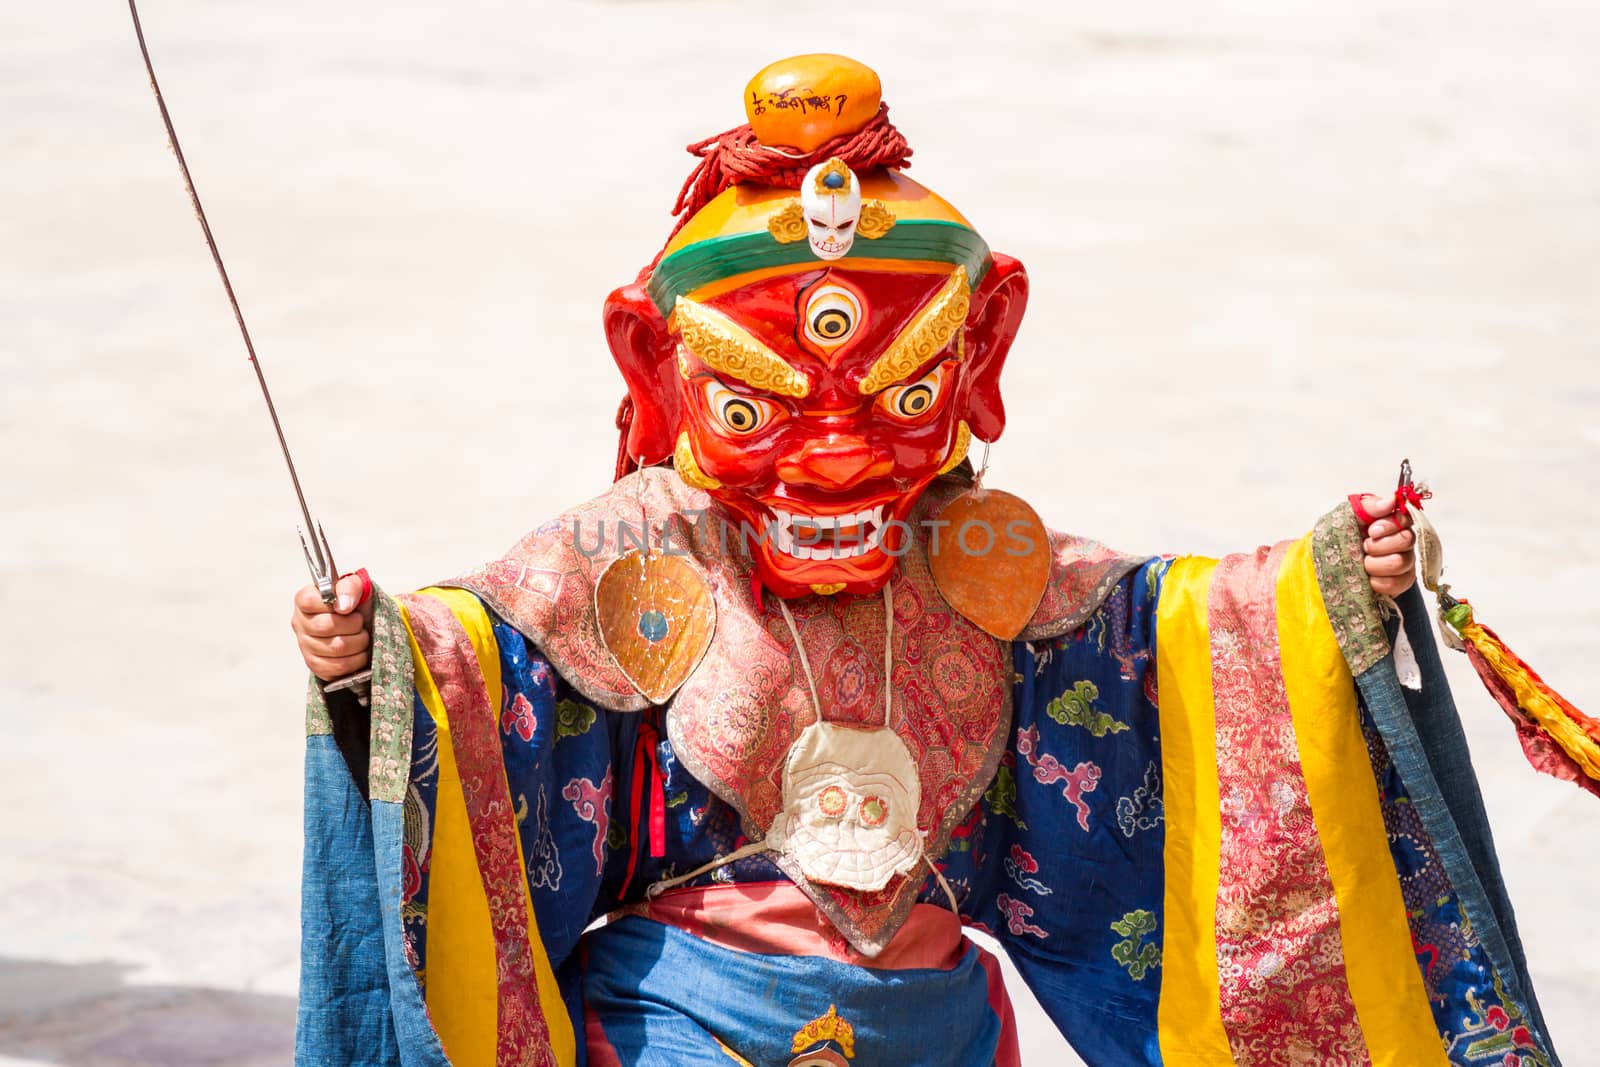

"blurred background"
[2,1,1596,1063]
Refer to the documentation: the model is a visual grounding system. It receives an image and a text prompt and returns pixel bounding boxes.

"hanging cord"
[880,581,959,917]
[881,579,895,727]
[632,454,652,558]
[1378,594,1423,691]
[925,854,961,915]
[645,839,771,899]
[612,396,636,482]
[778,597,824,723]
[782,580,895,727]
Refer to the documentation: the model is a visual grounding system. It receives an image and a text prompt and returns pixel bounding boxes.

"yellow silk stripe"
[1274,541,1446,1065]
[399,600,498,1067]
[418,588,578,1066]
[1154,556,1234,1065]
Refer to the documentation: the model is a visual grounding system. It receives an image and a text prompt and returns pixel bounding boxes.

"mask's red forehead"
[699,268,954,387]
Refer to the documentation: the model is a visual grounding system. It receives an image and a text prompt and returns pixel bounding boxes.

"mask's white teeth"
[767,504,891,559]
[770,518,793,554]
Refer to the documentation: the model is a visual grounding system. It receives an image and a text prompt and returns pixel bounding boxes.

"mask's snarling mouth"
[768,504,887,560]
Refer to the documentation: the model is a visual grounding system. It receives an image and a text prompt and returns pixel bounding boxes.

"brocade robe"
[296,470,1560,1067]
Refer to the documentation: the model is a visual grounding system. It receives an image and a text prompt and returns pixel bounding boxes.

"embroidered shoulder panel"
[1018,528,1147,641]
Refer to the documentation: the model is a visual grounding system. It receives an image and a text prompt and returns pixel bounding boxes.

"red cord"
[667,105,912,239]
[1396,483,1432,511]
[339,567,373,607]
[614,395,637,482]
[1347,494,1382,526]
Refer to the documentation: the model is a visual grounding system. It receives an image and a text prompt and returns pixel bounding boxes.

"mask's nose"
[776,435,893,490]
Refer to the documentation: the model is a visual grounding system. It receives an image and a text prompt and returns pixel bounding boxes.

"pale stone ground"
[2,1,1597,1063]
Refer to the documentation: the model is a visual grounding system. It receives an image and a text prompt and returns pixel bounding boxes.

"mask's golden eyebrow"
[671,297,810,398]
[857,266,971,395]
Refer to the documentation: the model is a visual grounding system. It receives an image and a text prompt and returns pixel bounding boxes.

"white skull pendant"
[768,721,923,891]
[800,159,862,260]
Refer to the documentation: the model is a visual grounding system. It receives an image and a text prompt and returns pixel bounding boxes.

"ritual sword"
[129,0,372,698]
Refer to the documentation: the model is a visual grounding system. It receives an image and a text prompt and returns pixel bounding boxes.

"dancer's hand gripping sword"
[129,0,371,699]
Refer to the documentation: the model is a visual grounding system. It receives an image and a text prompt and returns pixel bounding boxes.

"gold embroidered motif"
[768,200,808,244]
[857,199,896,239]
[936,420,972,475]
[770,196,893,246]
[858,266,971,394]
[673,431,723,490]
[674,296,810,398]
[791,1004,856,1059]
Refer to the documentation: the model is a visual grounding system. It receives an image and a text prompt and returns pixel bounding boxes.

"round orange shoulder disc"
[929,488,1051,641]
[595,550,716,704]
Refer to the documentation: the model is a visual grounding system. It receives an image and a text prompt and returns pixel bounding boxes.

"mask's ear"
[604,282,681,465]
[960,253,1029,444]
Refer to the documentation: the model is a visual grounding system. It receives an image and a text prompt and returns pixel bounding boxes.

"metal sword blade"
[128,0,338,604]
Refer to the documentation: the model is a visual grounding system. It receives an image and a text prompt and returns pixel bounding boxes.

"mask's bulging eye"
[802,285,863,349]
[722,398,759,432]
[894,383,934,416]
[814,308,851,340]
[704,380,780,436]
[877,361,950,422]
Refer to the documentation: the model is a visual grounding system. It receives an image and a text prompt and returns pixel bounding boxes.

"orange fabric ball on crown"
[744,54,883,152]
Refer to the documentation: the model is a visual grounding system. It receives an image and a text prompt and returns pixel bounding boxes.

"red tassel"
[617,715,665,899]
[649,736,667,860]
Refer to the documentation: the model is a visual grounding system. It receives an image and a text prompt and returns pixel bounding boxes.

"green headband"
[647,219,992,316]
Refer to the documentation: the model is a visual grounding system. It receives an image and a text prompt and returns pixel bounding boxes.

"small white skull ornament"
[800,159,862,260]
[768,721,923,891]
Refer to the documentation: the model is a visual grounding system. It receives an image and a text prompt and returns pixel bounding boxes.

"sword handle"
[324,669,373,707]
[303,525,370,704]
[300,524,339,604]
